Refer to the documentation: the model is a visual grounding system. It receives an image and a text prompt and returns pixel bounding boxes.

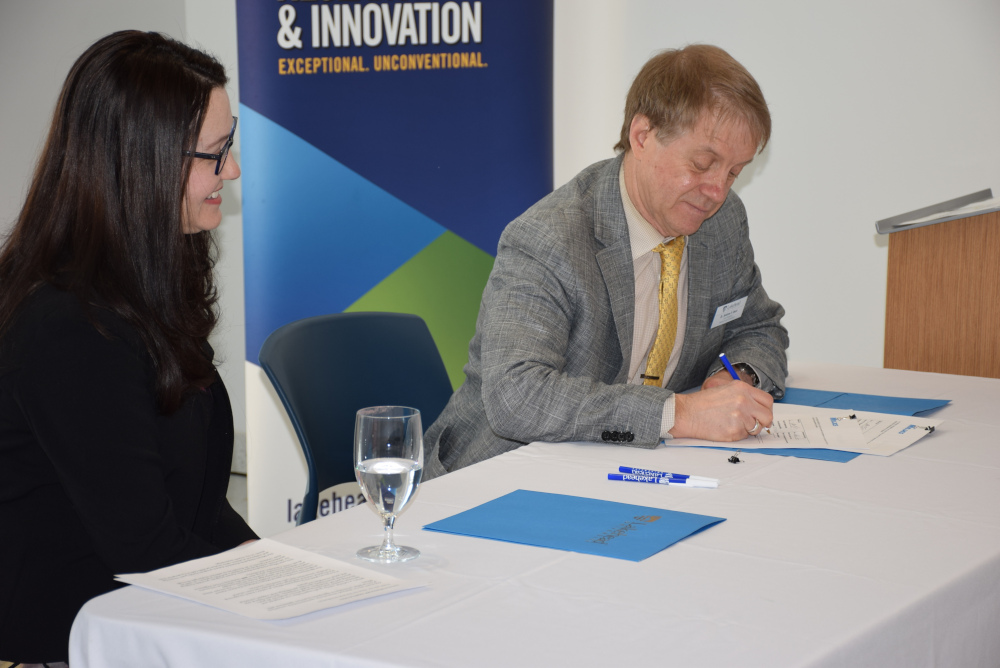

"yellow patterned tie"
[642,237,685,387]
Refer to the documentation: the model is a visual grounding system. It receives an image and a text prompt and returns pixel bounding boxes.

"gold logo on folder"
[588,515,661,545]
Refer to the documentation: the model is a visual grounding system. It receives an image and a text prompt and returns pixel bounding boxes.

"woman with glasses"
[0,31,255,664]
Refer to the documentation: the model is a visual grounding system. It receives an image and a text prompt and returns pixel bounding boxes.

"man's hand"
[670,378,773,441]
[702,366,755,390]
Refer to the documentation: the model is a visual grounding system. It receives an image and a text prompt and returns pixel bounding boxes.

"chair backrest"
[258,312,454,524]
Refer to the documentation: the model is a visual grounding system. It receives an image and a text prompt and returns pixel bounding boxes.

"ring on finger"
[747,418,760,435]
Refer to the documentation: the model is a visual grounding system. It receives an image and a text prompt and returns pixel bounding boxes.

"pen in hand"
[719,353,771,435]
[718,352,741,381]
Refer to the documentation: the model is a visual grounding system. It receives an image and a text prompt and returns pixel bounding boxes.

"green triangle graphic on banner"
[346,231,494,389]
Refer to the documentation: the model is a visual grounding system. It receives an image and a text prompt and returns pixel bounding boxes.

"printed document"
[668,404,941,456]
[116,538,425,620]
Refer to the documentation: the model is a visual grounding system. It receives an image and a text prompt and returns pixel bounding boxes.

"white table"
[70,363,1000,667]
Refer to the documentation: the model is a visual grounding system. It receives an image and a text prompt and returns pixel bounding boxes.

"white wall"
[554,0,1000,367]
[0,2,184,224]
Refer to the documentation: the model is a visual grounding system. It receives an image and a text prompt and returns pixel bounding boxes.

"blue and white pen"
[718,353,771,435]
[618,466,718,484]
[608,473,718,488]
[718,352,741,381]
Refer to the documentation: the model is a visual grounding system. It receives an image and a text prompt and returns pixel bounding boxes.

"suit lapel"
[596,240,634,383]
[593,156,635,383]
[670,227,715,387]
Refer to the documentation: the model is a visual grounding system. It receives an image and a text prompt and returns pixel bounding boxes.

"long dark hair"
[0,30,228,413]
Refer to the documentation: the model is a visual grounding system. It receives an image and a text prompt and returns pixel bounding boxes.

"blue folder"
[703,446,861,463]
[778,387,949,416]
[423,489,725,562]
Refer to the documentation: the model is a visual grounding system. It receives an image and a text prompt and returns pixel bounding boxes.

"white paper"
[115,538,425,620]
[666,404,941,456]
[849,410,943,456]
[748,408,866,449]
[760,405,941,455]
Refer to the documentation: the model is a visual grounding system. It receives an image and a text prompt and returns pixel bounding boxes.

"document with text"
[753,409,866,449]
[667,404,941,456]
[116,538,426,620]
[844,410,943,455]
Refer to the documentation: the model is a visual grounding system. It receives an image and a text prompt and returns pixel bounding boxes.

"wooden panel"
[885,210,1000,378]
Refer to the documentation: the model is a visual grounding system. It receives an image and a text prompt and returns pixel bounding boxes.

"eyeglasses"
[182,116,238,175]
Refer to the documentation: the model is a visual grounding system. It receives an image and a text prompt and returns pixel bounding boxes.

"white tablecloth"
[70,362,1000,667]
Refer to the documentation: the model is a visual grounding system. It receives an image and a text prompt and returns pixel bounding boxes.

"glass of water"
[354,406,423,563]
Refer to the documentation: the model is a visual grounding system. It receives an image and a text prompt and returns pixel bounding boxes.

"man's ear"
[629,114,653,156]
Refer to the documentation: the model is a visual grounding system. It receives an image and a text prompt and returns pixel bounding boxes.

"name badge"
[711,297,747,329]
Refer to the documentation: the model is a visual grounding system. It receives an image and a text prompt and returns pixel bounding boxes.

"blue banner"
[236,0,553,385]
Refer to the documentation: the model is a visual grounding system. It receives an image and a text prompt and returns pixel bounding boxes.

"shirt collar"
[619,161,678,262]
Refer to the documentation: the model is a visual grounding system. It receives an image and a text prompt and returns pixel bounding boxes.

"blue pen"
[608,473,718,488]
[718,352,740,381]
[618,466,717,484]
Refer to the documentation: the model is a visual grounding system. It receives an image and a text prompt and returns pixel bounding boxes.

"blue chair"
[258,312,455,524]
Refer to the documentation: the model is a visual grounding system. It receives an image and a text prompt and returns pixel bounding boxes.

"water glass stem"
[380,514,398,556]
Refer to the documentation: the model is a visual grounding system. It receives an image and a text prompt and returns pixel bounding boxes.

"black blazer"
[0,284,257,663]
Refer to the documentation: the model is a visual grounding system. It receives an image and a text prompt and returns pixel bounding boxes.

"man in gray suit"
[424,44,788,479]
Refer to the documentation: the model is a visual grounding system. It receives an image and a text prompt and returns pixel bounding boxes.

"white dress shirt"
[619,164,687,437]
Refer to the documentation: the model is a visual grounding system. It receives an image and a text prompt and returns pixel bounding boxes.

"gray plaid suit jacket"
[424,155,788,479]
